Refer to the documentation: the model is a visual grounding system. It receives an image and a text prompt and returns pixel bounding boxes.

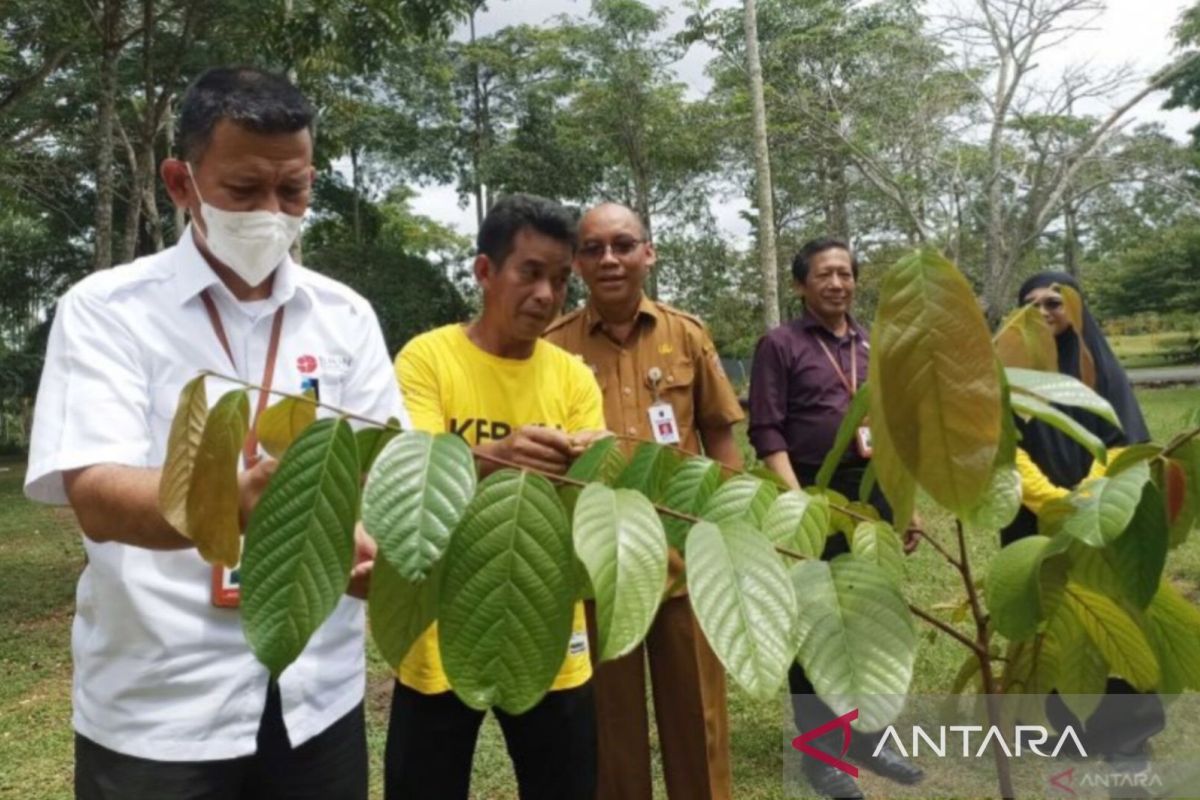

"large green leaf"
[560,436,628,516]
[700,474,776,526]
[1067,482,1168,610]
[159,375,208,536]
[361,431,477,582]
[1006,368,1120,428]
[866,357,916,531]
[965,378,1023,530]
[686,521,797,698]
[1043,462,1151,547]
[615,441,681,502]
[355,419,402,475]
[369,559,440,670]
[850,521,904,582]
[1145,581,1200,693]
[1105,444,1163,477]
[965,466,1023,531]
[761,490,829,558]
[994,303,1058,373]
[815,386,869,490]
[573,484,668,661]
[187,389,249,568]
[1064,582,1159,691]
[439,470,575,714]
[241,418,360,677]
[1011,392,1107,465]
[659,457,722,550]
[256,389,317,459]
[986,536,1067,640]
[792,555,917,731]
[1046,601,1106,720]
[870,249,1001,517]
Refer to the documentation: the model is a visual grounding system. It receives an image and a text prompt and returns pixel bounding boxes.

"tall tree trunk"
[743,0,780,330]
[829,154,850,242]
[633,181,656,301]
[1062,186,1079,278]
[94,0,124,270]
[165,97,186,242]
[350,146,362,246]
[283,0,303,263]
[469,6,486,230]
[117,116,142,263]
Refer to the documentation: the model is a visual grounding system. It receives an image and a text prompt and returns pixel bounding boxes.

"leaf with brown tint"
[158,375,208,536]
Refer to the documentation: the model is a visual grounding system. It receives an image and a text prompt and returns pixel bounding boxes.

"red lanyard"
[200,289,285,467]
[815,334,857,395]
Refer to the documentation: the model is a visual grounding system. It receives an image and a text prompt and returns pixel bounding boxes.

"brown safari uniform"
[544,297,744,800]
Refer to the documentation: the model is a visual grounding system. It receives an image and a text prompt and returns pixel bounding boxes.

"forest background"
[2,0,1200,449]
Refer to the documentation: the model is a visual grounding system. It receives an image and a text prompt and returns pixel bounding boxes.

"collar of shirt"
[583,294,660,340]
[173,225,313,316]
[797,307,864,341]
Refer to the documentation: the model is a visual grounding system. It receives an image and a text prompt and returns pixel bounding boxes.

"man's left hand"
[347,524,377,599]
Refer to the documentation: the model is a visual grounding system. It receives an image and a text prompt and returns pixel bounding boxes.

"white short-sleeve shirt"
[24,228,410,762]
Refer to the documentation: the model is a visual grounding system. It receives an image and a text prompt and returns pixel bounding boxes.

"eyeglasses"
[1028,298,1064,311]
[577,238,646,261]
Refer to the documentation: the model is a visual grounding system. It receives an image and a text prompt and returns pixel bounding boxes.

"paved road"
[1126,364,1200,385]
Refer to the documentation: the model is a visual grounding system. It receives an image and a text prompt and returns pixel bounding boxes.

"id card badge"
[211,562,241,608]
[648,402,681,445]
[855,425,874,459]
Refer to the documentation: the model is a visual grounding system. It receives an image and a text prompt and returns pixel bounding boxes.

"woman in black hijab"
[1002,271,1161,768]
[1001,271,1151,546]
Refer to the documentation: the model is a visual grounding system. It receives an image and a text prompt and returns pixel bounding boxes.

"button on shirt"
[24,229,409,762]
[748,310,870,469]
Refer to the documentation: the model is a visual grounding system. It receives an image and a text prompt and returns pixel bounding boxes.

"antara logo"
[791,709,859,778]
[874,724,1087,759]
[791,708,1088,779]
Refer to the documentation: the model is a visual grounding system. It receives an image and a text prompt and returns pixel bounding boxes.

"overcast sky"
[406,0,1198,241]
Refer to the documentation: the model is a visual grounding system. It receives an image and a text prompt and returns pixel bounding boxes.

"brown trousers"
[585,596,732,799]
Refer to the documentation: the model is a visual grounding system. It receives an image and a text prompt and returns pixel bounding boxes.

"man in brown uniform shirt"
[545,202,744,800]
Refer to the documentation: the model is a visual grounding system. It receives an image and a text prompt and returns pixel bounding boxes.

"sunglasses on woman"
[1028,297,1064,311]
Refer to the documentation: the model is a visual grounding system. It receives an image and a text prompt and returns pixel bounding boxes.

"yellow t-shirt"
[393,323,605,695]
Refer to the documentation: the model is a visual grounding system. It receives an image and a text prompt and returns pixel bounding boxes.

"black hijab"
[1014,272,1150,488]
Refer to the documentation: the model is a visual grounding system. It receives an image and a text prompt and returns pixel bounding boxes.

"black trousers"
[384,680,597,800]
[75,683,367,800]
[789,461,891,748]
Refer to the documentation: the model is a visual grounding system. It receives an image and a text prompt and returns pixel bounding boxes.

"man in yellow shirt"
[386,194,607,800]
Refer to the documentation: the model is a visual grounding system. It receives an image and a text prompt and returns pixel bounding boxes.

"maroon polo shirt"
[748,309,870,469]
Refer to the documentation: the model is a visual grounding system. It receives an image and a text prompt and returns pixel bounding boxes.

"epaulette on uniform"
[655,301,708,332]
[544,306,586,335]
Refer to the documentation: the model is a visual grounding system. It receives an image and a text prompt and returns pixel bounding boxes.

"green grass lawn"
[2,386,1198,799]
[1109,332,1198,370]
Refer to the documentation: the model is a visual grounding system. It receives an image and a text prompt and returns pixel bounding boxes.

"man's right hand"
[481,425,575,475]
[238,458,279,529]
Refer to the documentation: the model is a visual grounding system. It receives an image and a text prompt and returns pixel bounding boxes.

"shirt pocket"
[659,358,695,398]
[313,375,345,419]
[658,358,696,421]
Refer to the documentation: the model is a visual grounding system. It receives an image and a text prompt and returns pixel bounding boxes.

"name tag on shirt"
[648,402,681,445]
[856,425,874,459]
[211,562,240,608]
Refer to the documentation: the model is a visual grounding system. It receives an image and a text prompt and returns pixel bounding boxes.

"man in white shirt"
[24,66,407,799]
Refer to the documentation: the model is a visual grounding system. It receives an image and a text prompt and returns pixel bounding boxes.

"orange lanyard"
[200,289,285,467]
[815,335,857,395]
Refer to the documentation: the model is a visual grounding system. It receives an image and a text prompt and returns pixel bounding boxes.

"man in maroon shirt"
[749,238,923,799]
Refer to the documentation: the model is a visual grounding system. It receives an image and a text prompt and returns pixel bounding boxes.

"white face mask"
[186,163,304,288]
